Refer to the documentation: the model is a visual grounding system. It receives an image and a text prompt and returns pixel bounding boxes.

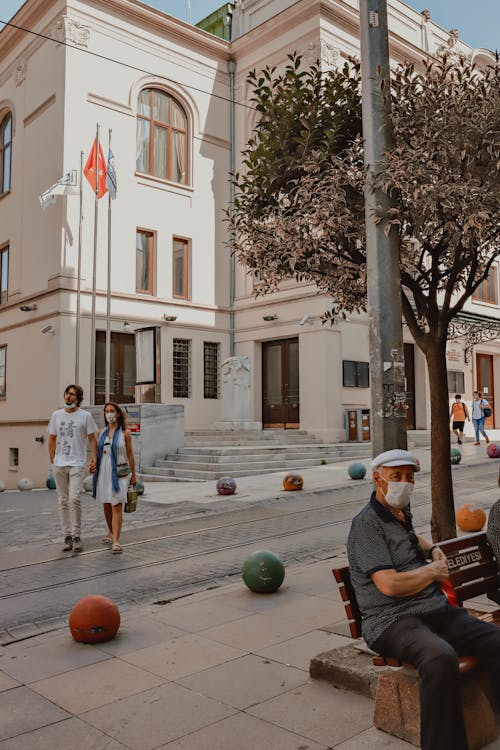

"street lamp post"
[359,0,407,455]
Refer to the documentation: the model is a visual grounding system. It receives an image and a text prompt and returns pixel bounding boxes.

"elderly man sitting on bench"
[347,448,500,750]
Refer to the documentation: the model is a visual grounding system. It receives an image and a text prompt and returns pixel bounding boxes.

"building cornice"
[0,0,231,69]
[75,0,230,59]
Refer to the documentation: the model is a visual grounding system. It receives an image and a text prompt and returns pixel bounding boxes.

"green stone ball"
[450,448,462,465]
[242,550,285,593]
[348,462,366,480]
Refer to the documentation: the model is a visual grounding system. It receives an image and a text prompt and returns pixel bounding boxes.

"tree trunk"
[425,338,457,541]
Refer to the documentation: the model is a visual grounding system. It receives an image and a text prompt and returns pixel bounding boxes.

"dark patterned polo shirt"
[347,493,447,647]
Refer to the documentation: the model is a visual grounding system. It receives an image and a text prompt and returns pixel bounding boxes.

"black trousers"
[372,605,500,750]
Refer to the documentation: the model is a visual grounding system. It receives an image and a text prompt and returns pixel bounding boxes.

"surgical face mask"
[64,400,77,409]
[383,481,414,509]
[105,413,117,424]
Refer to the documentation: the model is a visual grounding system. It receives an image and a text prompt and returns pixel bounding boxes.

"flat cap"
[371,448,420,472]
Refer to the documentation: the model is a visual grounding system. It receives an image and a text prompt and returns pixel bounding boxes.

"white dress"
[96,429,129,505]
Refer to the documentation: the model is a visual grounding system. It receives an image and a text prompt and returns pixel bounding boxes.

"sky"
[1,0,498,51]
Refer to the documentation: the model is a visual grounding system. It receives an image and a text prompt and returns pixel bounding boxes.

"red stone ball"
[216,477,237,495]
[487,443,500,458]
[69,595,121,644]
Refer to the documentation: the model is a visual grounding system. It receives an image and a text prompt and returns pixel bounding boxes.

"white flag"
[38,170,78,210]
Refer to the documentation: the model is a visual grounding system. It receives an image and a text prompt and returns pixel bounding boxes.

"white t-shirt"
[47,408,97,467]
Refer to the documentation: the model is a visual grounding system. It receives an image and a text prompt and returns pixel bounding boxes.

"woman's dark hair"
[64,384,84,406]
[103,402,127,429]
[455,394,461,400]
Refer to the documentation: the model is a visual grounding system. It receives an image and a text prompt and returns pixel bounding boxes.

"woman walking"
[89,403,136,554]
[471,390,490,446]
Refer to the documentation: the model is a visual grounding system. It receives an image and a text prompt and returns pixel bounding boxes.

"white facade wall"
[0,0,498,488]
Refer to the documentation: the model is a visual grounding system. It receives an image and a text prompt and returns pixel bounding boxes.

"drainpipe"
[228,57,236,356]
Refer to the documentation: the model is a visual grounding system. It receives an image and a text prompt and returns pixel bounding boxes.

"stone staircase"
[140,429,371,482]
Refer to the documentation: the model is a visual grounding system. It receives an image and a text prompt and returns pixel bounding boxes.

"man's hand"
[428,558,449,583]
[431,546,447,563]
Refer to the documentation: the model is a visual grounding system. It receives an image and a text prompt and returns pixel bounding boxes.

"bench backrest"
[332,567,362,638]
[333,532,500,638]
[439,531,500,605]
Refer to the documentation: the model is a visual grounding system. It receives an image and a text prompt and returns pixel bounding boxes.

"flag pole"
[89,123,100,406]
[75,149,84,383]
[105,129,112,403]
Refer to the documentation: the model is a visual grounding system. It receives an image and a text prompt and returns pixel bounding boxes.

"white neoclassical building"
[0,0,498,487]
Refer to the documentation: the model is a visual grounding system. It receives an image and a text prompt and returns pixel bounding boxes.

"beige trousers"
[53,465,86,537]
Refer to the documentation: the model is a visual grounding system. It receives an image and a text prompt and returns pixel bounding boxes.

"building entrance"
[262,338,299,428]
[95,331,136,405]
[476,352,495,428]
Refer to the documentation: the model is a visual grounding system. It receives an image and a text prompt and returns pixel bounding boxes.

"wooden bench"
[332,531,500,749]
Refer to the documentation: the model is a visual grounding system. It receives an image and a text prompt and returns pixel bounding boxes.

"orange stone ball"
[283,473,304,491]
[456,504,486,533]
[69,594,121,643]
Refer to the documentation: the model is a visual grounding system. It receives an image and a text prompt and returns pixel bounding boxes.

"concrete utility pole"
[359,0,407,455]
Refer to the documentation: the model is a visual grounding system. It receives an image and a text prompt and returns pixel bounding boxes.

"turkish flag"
[84,139,108,198]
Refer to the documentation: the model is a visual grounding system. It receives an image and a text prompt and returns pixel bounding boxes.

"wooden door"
[404,343,416,430]
[476,353,495,428]
[262,338,300,428]
[95,332,136,405]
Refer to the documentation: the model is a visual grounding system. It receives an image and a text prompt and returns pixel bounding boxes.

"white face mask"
[383,481,414,509]
[105,413,117,424]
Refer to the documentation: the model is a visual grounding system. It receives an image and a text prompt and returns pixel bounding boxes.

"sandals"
[112,543,123,554]
[102,535,113,545]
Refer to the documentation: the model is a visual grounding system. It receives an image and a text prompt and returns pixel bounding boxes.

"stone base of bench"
[374,666,498,750]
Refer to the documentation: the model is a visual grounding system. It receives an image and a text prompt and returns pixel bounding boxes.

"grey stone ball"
[18,477,34,491]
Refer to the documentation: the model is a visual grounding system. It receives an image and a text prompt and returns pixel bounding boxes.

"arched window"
[0,113,12,195]
[136,89,189,185]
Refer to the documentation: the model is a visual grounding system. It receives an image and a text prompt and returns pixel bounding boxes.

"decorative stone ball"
[69,595,121,644]
[283,473,304,491]
[487,443,500,459]
[46,476,56,490]
[135,479,145,496]
[456,503,486,532]
[242,550,285,593]
[83,475,94,493]
[0,480,5,492]
[18,478,34,491]
[348,462,367,480]
[216,477,237,495]
[450,448,462,465]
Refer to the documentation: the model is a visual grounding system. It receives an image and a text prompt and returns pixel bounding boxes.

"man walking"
[449,393,469,445]
[48,385,98,552]
[347,448,500,750]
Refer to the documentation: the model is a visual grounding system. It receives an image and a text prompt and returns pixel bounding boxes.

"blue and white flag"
[106,148,117,199]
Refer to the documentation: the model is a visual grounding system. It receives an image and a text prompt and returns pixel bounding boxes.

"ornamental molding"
[14,60,26,86]
[302,39,341,69]
[52,15,91,47]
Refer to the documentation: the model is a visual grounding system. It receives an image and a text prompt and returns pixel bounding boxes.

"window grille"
[173,338,191,398]
[204,342,220,399]
[343,360,369,388]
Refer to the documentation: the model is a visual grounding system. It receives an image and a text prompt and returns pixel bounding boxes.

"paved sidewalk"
[1,439,499,748]
[141,438,497,506]
[1,556,499,749]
